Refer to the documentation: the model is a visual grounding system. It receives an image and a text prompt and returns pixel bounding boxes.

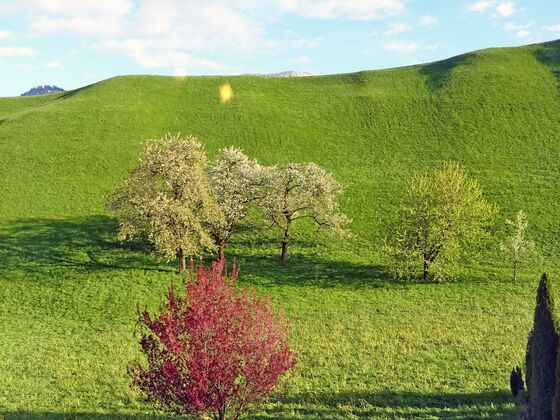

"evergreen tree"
[525,274,559,420]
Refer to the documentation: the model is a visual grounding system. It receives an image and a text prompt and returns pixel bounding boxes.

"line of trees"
[109,134,350,273]
[110,134,538,282]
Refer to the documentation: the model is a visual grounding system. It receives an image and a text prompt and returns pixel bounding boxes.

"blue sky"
[0,0,559,97]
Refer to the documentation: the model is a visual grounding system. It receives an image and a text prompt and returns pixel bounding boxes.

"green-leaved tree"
[108,134,223,274]
[385,162,497,281]
[500,210,536,281]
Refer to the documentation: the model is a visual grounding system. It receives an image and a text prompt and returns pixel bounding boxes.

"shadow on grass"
[1,389,518,419]
[0,216,486,289]
[535,39,560,82]
[55,81,101,101]
[254,389,518,419]
[0,414,174,420]
[233,253,394,290]
[0,216,172,277]
[0,411,173,420]
[0,216,394,288]
[420,52,473,90]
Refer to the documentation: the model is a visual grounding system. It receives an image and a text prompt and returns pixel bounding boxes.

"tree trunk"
[218,242,225,260]
[280,222,291,261]
[218,405,226,420]
[177,248,186,275]
[423,255,430,282]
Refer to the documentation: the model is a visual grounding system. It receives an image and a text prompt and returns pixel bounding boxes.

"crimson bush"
[129,259,297,420]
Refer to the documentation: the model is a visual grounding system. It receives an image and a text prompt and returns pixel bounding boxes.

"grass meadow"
[0,40,559,418]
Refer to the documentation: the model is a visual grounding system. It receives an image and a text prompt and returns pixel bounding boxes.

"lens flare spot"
[219,82,234,103]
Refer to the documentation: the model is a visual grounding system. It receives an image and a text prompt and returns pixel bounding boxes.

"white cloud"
[515,29,531,38]
[494,1,518,17]
[0,46,37,57]
[21,0,270,76]
[276,0,406,20]
[0,29,12,39]
[468,1,520,18]
[20,0,268,52]
[504,20,534,31]
[29,16,124,37]
[383,40,438,54]
[101,38,225,72]
[503,20,534,38]
[134,1,177,36]
[384,22,412,35]
[290,55,311,65]
[45,59,63,68]
[131,2,268,53]
[383,15,438,37]
[418,15,438,27]
[544,24,560,36]
[467,1,496,13]
[504,22,521,30]
[290,36,325,49]
[3,0,416,77]
[6,0,133,17]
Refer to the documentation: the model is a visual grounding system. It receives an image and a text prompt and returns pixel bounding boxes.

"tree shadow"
[55,82,100,101]
[0,215,495,290]
[0,216,391,289]
[0,216,173,277]
[230,253,397,290]
[535,39,560,82]
[0,390,518,419]
[0,413,176,420]
[420,52,473,90]
[252,389,518,419]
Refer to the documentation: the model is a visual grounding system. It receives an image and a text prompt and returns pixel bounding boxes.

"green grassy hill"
[0,39,559,418]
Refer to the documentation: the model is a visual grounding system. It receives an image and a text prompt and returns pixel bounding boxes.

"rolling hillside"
[0,39,559,418]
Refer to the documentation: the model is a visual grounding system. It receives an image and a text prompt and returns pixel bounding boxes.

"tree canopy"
[108,134,223,273]
[385,161,497,281]
[258,162,350,261]
[208,147,271,257]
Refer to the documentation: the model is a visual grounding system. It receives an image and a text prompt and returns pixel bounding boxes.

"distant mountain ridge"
[21,85,65,96]
[260,71,313,77]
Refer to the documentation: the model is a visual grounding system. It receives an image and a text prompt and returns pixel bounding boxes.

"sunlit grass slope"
[0,40,559,418]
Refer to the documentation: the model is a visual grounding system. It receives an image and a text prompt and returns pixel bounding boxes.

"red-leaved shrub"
[129,259,297,420]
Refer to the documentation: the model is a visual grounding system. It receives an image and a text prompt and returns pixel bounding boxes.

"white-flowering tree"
[258,163,350,261]
[208,147,272,258]
[108,134,223,274]
[385,162,498,282]
[500,210,536,281]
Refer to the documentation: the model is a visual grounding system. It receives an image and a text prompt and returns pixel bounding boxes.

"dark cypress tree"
[525,273,559,420]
